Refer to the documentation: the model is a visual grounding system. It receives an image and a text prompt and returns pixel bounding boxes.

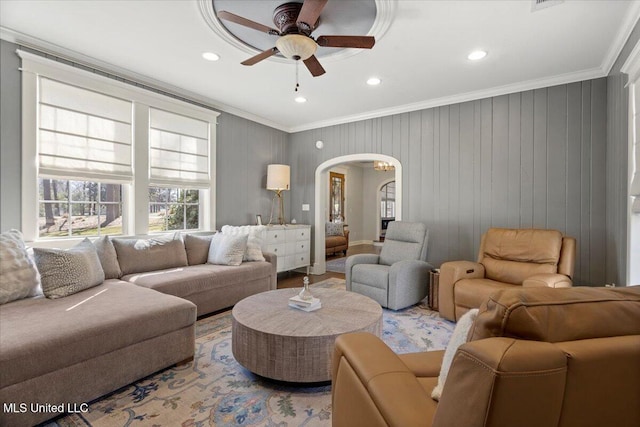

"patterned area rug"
[44,278,454,427]
[324,257,346,273]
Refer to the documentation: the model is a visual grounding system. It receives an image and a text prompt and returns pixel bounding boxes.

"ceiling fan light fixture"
[276,34,317,60]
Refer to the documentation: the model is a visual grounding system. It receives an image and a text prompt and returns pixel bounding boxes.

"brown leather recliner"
[332,286,640,427]
[439,228,576,321]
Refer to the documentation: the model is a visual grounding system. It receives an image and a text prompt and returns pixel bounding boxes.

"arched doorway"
[313,153,402,274]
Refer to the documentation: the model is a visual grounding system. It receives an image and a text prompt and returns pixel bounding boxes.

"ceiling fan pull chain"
[295,60,300,92]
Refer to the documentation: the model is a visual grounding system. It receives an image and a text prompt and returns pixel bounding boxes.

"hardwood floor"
[277,244,380,289]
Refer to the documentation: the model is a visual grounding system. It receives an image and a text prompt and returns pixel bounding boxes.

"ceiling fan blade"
[241,48,279,66]
[303,55,326,77]
[316,35,376,49]
[217,10,280,35]
[297,0,328,31]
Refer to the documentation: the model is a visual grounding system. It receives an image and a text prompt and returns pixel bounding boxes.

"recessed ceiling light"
[295,96,307,103]
[202,52,220,61]
[367,77,381,86]
[468,50,487,61]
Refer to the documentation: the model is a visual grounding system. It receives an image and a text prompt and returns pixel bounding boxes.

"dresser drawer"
[265,230,285,244]
[295,228,309,241]
[266,243,285,256]
[295,240,308,253]
[293,253,310,268]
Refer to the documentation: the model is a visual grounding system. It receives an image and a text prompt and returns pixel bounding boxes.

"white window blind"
[149,108,210,188]
[38,78,133,183]
[632,76,640,214]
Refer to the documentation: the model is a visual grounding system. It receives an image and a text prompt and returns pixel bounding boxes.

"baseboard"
[349,240,373,246]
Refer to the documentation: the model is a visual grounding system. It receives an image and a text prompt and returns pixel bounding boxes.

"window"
[380,181,396,218]
[20,50,218,241]
[39,179,122,238]
[149,187,199,232]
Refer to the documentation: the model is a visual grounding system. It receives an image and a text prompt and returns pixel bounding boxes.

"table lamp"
[267,164,290,225]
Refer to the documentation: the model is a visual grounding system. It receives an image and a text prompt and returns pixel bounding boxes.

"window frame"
[19,50,219,242]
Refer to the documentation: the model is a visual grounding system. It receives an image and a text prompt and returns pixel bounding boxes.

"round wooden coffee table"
[231,288,382,383]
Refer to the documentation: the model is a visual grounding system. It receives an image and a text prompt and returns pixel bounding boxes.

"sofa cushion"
[326,235,347,247]
[122,262,274,298]
[92,236,122,279]
[0,280,196,389]
[480,229,563,284]
[469,286,640,343]
[33,239,105,299]
[0,229,40,304]
[207,233,248,266]
[326,222,344,236]
[184,234,214,265]
[221,225,265,262]
[352,264,390,289]
[112,233,188,275]
[431,308,478,401]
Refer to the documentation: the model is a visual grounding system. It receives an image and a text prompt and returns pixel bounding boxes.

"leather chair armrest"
[438,261,485,321]
[523,273,572,288]
[344,229,350,246]
[345,254,380,291]
[434,338,567,427]
[333,332,437,427]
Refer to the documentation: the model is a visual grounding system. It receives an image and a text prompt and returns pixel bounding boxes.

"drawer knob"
[274,234,278,238]
[274,248,278,252]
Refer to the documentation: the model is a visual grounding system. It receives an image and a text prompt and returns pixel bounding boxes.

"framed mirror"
[330,172,345,222]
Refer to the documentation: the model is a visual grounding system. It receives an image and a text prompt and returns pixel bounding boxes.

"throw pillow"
[221,225,265,262]
[326,222,344,237]
[184,233,215,265]
[0,229,41,304]
[112,233,188,275]
[34,239,105,299]
[208,233,248,266]
[91,236,122,279]
[431,308,479,401]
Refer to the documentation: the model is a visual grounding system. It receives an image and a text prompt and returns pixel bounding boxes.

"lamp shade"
[266,164,290,191]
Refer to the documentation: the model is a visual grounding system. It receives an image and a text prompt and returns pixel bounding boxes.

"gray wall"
[0,40,22,231]
[216,113,288,227]
[606,20,640,286]
[0,40,288,233]
[290,80,609,286]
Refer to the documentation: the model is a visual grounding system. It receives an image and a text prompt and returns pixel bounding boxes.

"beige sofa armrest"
[262,252,278,290]
[523,273,572,288]
[438,261,485,321]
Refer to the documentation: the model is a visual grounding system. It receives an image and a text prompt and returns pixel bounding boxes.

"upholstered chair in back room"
[439,227,576,321]
[345,221,432,310]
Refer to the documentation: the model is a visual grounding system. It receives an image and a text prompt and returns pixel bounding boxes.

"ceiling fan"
[217,0,376,77]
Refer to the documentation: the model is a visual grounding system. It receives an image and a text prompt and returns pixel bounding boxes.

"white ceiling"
[1,0,639,133]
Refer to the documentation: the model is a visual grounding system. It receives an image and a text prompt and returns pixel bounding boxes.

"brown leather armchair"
[326,228,349,256]
[439,228,576,321]
[332,286,640,427]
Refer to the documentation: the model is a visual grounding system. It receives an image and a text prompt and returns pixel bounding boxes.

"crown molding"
[0,26,290,133]
[288,66,606,133]
[602,0,640,74]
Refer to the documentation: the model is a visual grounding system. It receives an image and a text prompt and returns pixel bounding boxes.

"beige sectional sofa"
[0,231,277,427]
